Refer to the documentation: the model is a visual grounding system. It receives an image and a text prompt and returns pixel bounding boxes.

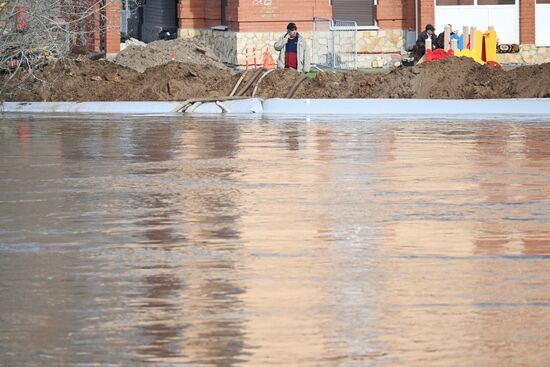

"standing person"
[274,22,310,72]
[414,24,437,59]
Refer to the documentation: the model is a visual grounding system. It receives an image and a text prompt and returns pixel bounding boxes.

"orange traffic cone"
[262,47,276,69]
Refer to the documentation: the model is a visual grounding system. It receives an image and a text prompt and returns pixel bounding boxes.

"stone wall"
[356,29,407,69]
[178,28,408,69]
[179,28,240,64]
[497,45,550,65]
[357,29,405,53]
[179,28,308,67]
[179,28,550,69]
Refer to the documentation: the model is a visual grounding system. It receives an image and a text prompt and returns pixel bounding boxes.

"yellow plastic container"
[484,30,497,62]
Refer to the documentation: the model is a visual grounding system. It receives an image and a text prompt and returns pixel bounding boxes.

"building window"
[536,0,550,3]
[436,0,516,4]
[436,0,474,5]
[477,0,515,4]
[332,0,376,27]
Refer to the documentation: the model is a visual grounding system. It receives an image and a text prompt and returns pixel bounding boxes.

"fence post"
[354,21,358,70]
[312,17,357,71]
[312,18,316,67]
[463,25,470,49]
[331,19,336,72]
[444,24,451,51]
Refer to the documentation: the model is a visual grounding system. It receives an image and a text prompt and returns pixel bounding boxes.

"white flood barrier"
[1,101,185,114]
[262,98,550,116]
[2,98,550,117]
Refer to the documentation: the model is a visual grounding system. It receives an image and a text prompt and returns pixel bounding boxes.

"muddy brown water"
[1,114,549,366]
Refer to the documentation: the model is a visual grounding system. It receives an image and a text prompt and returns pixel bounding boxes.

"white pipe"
[252,69,276,97]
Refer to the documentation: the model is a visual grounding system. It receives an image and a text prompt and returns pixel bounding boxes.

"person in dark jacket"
[414,24,437,59]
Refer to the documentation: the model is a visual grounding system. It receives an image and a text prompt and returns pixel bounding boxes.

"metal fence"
[312,17,358,72]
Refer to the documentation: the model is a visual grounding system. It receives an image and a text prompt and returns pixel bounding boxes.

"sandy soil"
[114,38,229,73]
[2,55,550,102]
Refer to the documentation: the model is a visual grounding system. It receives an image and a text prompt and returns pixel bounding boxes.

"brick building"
[113,0,550,67]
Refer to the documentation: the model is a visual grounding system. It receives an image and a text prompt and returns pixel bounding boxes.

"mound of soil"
[288,57,550,99]
[3,59,238,101]
[2,56,550,102]
[114,38,228,73]
[290,57,550,99]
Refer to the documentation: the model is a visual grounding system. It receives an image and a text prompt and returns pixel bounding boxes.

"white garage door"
[434,0,519,44]
[536,0,550,46]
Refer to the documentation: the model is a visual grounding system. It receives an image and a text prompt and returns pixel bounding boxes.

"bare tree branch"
[1,0,140,98]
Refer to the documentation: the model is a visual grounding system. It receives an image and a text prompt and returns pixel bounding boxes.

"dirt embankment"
[2,55,550,102]
[289,57,550,99]
[3,60,239,102]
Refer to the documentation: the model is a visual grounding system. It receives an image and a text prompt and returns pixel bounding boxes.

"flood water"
[1,114,549,366]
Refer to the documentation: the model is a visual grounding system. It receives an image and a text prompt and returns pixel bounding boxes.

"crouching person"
[413,24,437,60]
[274,22,310,72]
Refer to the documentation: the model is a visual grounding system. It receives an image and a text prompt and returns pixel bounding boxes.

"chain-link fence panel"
[312,17,357,72]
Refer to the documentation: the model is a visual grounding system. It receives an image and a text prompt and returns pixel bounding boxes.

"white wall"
[435,4,519,44]
[536,4,550,46]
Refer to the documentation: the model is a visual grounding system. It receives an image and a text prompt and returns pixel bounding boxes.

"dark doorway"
[140,0,178,42]
[221,0,227,26]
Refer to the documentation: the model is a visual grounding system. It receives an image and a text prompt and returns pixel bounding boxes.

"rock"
[105,74,121,82]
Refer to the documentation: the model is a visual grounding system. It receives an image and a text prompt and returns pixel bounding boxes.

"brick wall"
[419,0,435,34]
[376,0,435,33]
[179,0,331,32]
[179,0,222,29]
[177,0,422,33]
[236,0,331,32]
[404,0,417,31]
[83,0,119,54]
[105,0,120,55]
[376,0,405,29]
[85,1,102,53]
[520,0,535,44]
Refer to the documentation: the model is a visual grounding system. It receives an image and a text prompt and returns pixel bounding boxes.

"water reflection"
[0,115,549,367]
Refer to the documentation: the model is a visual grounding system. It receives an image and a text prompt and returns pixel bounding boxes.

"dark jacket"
[414,31,437,57]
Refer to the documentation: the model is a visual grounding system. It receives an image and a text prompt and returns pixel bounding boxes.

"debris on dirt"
[114,38,228,73]
[120,38,146,51]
